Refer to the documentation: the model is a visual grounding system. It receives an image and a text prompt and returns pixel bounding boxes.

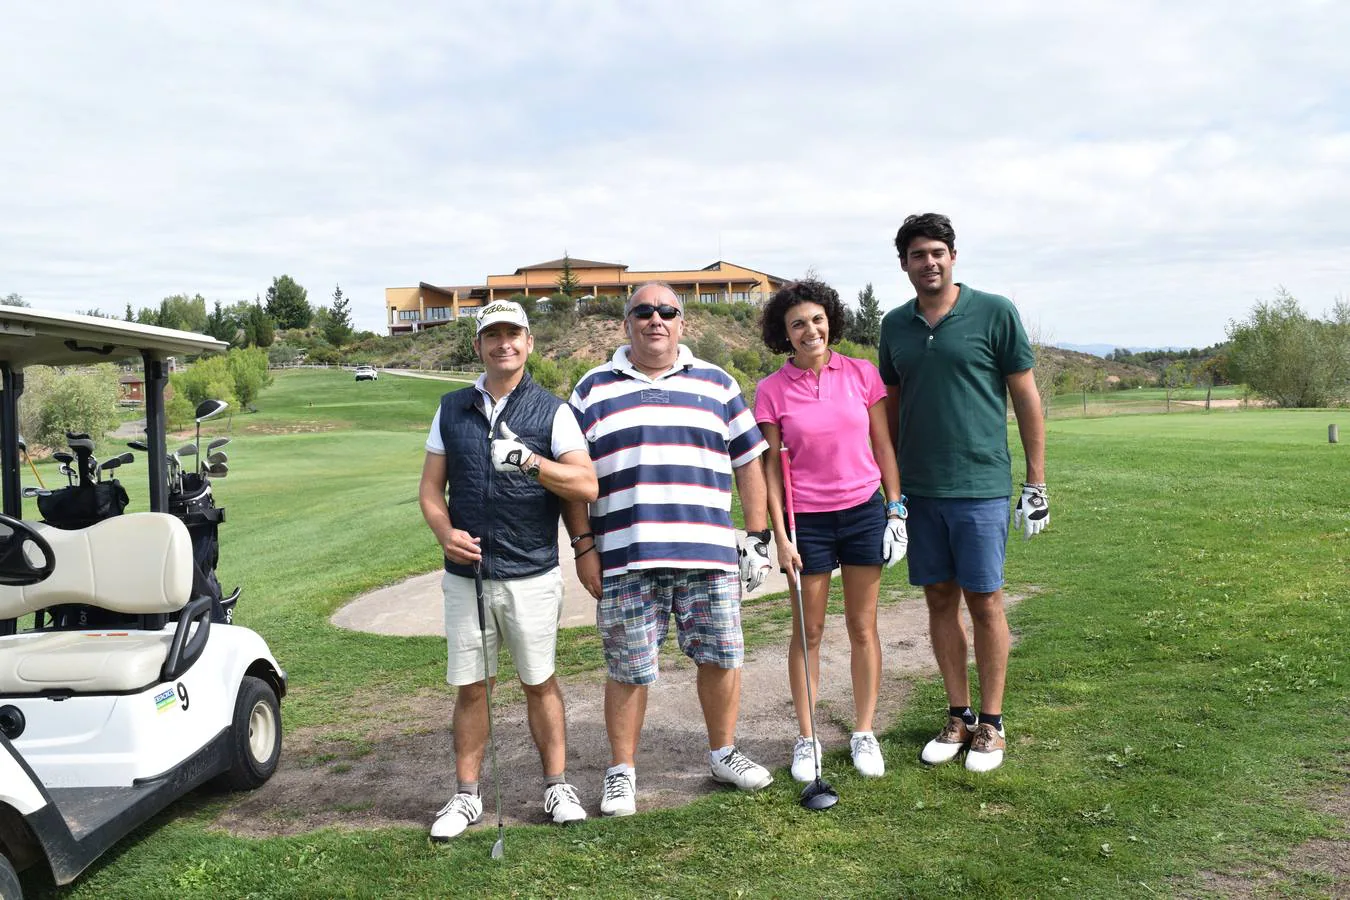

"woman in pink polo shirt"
[754,279,905,781]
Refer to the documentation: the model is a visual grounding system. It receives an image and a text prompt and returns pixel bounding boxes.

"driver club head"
[799,777,839,811]
[126,440,148,452]
[53,452,74,465]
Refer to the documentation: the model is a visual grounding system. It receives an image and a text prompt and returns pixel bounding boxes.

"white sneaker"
[430,792,482,841]
[544,782,587,824]
[850,732,885,777]
[790,736,822,783]
[710,746,774,791]
[964,723,1006,773]
[600,769,636,817]
[920,716,975,765]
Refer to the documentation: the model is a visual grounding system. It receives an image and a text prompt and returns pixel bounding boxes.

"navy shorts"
[905,496,1009,593]
[792,493,886,575]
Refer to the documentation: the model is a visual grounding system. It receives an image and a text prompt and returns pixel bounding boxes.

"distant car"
[354,366,377,382]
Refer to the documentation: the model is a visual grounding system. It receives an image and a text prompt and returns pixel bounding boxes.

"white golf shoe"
[710,746,773,791]
[920,716,975,766]
[790,736,822,783]
[850,732,885,777]
[430,792,482,841]
[544,782,587,824]
[964,723,1006,773]
[600,768,636,817]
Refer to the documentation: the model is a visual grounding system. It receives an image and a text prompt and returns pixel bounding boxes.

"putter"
[781,445,839,811]
[474,560,505,859]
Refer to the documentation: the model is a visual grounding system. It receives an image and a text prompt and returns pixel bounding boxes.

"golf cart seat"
[0,513,198,695]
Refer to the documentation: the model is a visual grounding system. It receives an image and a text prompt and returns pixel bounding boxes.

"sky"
[3,2,1348,349]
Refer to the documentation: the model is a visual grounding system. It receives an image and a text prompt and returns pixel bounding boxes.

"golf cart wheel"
[219,676,281,791]
[1,852,20,900]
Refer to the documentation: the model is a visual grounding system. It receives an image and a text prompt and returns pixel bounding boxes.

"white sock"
[606,763,634,777]
[709,744,736,763]
[853,730,875,740]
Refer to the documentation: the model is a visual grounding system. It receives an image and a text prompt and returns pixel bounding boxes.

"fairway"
[17,372,1347,899]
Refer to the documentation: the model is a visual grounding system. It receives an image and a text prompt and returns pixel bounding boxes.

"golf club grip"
[473,562,485,631]
[779,445,797,539]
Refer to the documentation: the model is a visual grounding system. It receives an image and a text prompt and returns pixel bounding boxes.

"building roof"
[700,260,792,284]
[514,257,627,273]
[419,282,486,299]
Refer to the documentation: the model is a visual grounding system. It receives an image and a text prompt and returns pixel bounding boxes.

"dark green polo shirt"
[877,284,1035,499]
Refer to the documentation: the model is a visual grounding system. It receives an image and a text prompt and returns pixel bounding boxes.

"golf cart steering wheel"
[0,513,55,586]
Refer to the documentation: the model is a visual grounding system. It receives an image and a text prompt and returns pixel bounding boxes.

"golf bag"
[170,472,232,624]
[35,480,132,628]
[36,480,129,530]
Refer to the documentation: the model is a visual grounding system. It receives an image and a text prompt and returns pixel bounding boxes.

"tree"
[265,275,312,329]
[205,299,237,344]
[2,293,28,307]
[242,298,275,348]
[1161,360,1191,411]
[854,283,882,346]
[556,254,581,297]
[132,294,208,332]
[1225,289,1349,407]
[1021,314,1061,419]
[124,302,134,321]
[323,284,353,347]
[18,364,121,451]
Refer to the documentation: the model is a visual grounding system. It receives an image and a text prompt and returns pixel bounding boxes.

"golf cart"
[0,309,286,898]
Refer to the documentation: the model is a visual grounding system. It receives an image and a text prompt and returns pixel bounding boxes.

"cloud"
[2,1,1348,346]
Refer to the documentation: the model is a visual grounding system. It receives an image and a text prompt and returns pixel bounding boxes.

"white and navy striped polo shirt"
[569,344,767,578]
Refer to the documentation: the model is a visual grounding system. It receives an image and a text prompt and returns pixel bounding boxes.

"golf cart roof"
[0,307,226,369]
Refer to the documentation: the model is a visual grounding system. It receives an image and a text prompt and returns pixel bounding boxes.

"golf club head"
[177,442,198,458]
[206,462,228,478]
[800,778,839,811]
[126,440,149,452]
[59,464,75,479]
[21,487,50,498]
[491,835,504,860]
[53,452,74,465]
[194,398,229,423]
[207,437,231,452]
[206,451,227,466]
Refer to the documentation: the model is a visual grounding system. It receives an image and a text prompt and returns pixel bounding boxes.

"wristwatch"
[522,454,541,480]
[885,497,908,519]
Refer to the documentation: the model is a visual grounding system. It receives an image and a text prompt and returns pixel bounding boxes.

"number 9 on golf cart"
[0,309,286,898]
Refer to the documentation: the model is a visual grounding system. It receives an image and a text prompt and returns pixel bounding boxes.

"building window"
[700,292,719,304]
[730,291,750,302]
[398,309,419,321]
[426,307,451,321]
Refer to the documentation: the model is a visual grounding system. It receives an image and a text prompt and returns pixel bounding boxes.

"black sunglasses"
[628,303,682,320]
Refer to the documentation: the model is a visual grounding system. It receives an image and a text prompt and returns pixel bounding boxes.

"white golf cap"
[475,300,530,334]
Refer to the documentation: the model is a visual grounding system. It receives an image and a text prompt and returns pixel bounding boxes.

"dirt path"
[214,591,972,836]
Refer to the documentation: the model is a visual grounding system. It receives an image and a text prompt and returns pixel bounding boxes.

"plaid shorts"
[598,569,743,685]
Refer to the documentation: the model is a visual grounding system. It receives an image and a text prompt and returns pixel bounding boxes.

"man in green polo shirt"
[878,212,1048,773]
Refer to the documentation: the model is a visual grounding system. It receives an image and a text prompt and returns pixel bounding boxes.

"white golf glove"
[738,530,773,593]
[882,514,908,567]
[1014,482,1049,539]
[491,423,534,473]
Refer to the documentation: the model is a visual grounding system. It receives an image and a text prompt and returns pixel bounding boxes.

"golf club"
[207,436,231,454]
[54,452,75,487]
[66,434,96,489]
[194,399,228,465]
[205,462,228,478]
[474,560,505,860]
[205,450,228,469]
[781,444,839,811]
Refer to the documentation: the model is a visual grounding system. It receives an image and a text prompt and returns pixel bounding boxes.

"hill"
[338,306,1161,389]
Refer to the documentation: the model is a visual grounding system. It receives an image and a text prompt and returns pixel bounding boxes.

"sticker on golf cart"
[154,688,178,714]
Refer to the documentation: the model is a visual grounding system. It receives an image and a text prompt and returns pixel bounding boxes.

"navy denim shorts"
[905,495,1009,593]
[792,492,886,575]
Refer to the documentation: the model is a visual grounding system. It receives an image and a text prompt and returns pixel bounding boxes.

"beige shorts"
[443,567,563,687]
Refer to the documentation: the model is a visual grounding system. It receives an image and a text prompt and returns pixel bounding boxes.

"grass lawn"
[18,371,1348,898]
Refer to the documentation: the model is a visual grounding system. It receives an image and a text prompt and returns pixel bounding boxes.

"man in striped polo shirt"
[564,282,776,816]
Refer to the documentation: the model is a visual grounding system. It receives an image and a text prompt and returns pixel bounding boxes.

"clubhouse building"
[385,257,788,335]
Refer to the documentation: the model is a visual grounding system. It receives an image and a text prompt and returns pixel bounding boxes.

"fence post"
[1082,386,1087,417]
[1331,424,1340,444]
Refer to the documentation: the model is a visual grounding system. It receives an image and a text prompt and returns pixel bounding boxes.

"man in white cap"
[418,300,599,839]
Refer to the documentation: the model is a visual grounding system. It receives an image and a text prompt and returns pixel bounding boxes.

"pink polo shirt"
[754,352,887,513]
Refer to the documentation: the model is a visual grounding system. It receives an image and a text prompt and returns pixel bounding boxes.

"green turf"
[16,373,1348,898]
